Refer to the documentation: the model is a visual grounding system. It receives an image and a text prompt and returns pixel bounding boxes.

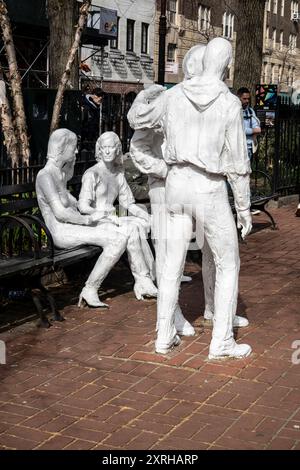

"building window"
[198,4,211,31]
[281,0,285,16]
[272,28,277,48]
[265,26,270,48]
[110,17,119,49]
[271,63,276,83]
[278,64,282,82]
[167,43,177,62]
[280,30,284,50]
[288,66,292,86]
[291,1,299,18]
[222,12,234,39]
[292,67,295,86]
[289,33,297,52]
[141,23,149,54]
[167,0,177,25]
[126,19,135,52]
[273,0,278,14]
[263,62,269,83]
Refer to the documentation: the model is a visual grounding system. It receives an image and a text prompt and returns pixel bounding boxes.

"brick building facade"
[155,0,300,93]
[81,0,156,97]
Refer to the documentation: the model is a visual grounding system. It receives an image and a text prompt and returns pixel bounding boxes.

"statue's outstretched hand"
[237,209,252,239]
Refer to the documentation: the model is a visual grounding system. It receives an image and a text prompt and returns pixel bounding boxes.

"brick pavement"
[0,204,299,450]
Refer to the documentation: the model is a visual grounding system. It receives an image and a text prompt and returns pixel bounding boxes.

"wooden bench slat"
[0,198,38,214]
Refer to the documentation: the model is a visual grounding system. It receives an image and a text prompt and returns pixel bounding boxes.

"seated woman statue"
[36,128,132,309]
[78,131,157,301]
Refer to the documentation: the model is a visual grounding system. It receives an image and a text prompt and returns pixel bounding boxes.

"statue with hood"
[128,38,252,358]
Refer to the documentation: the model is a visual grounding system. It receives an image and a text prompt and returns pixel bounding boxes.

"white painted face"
[99,136,118,163]
[60,138,77,163]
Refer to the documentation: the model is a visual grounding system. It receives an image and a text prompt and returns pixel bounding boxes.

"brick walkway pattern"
[0,204,300,450]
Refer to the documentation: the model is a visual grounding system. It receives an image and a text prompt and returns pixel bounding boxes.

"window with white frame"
[272,28,277,48]
[288,65,292,85]
[126,19,135,52]
[278,64,282,82]
[265,26,270,47]
[291,1,299,17]
[271,63,276,83]
[289,33,297,51]
[141,23,149,54]
[263,62,269,82]
[223,12,234,39]
[280,30,284,50]
[292,67,296,86]
[167,0,177,24]
[273,0,278,13]
[198,4,211,31]
[110,17,119,49]
[167,43,177,62]
[281,0,285,16]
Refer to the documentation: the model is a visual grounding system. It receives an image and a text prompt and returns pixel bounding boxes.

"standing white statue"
[78,131,157,301]
[128,38,252,358]
[36,128,129,309]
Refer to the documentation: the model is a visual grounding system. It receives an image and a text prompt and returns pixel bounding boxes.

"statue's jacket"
[128,77,251,178]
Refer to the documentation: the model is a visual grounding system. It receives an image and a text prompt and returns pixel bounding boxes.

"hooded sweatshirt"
[128,77,251,177]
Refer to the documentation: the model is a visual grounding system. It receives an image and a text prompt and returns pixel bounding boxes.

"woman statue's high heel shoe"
[78,286,109,309]
[134,277,158,300]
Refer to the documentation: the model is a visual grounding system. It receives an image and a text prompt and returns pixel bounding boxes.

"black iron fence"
[1,94,300,195]
[255,96,300,196]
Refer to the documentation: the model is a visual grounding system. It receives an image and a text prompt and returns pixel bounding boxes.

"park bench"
[0,181,102,328]
[229,169,278,230]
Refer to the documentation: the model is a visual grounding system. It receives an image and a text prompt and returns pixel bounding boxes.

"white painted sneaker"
[155,334,181,355]
[181,275,192,283]
[175,306,196,336]
[204,311,249,328]
[208,342,252,360]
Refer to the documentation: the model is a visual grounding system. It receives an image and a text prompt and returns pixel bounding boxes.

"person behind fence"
[81,87,105,145]
[237,87,261,161]
[78,131,157,301]
[36,128,130,309]
[128,37,252,358]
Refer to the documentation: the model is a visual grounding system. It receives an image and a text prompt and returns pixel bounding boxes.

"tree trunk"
[49,0,91,133]
[0,77,18,166]
[233,0,266,100]
[0,0,30,164]
[48,0,80,89]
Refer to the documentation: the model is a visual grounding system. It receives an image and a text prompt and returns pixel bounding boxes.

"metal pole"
[99,44,104,134]
[158,0,167,85]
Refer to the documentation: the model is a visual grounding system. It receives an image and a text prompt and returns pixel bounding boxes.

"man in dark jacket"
[81,88,105,145]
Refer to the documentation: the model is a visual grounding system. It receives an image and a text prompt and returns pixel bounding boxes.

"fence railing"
[256,97,300,196]
[1,97,300,196]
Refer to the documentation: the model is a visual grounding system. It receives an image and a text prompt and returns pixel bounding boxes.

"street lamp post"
[158,0,167,85]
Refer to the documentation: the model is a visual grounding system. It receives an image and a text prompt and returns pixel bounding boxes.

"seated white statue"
[78,131,157,300]
[36,128,131,309]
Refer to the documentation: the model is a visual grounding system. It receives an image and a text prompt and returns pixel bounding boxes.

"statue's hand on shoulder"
[143,85,166,102]
[237,209,252,239]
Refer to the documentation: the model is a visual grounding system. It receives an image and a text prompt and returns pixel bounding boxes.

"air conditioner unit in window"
[291,12,300,21]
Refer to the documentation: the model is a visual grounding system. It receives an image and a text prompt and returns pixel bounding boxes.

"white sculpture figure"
[36,128,129,309]
[78,131,157,301]
[128,47,208,338]
[130,44,248,340]
[128,37,252,358]
[184,45,249,329]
